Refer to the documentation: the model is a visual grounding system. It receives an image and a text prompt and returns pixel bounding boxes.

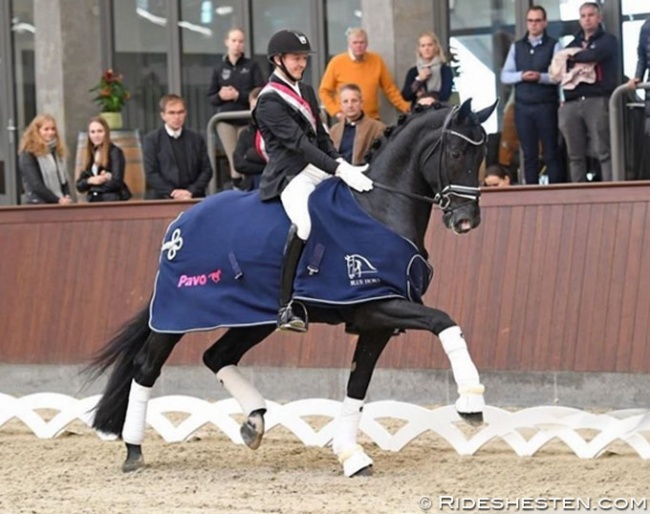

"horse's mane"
[363,104,452,165]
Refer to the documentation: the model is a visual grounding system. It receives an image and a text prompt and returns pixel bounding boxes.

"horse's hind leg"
[353,300,485,425]
[122,332,181,472]
[333,329,392,478]
[203,326,275,450]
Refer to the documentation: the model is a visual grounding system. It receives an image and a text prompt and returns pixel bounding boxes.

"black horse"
[86,99,496,477]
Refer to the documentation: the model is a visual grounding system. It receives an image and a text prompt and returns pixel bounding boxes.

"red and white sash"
[255,81,319,164]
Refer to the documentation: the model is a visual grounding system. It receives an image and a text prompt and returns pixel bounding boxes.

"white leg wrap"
[122,380,151,445]
[332,397,374,477]
[332,396,365,455]
[438,326,481,388]
[439,326,485,414]
[216,365,266,415]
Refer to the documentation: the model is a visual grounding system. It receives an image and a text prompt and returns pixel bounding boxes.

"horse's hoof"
[457,411,484,426]
[122,455,145,473]
[240,412,265,450]
[351,465,373,477]
[338,444,374,478]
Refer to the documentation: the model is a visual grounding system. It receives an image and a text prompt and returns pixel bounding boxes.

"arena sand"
[0,418,648,514]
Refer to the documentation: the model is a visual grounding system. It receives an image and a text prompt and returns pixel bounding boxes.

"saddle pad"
[150,190,288,332]
[150,180,432,332]
[293,180,432,306]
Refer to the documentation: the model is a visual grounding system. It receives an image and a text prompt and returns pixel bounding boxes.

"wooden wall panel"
[1,182,649,372]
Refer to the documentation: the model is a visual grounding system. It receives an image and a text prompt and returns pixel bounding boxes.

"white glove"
[335,161,373,192]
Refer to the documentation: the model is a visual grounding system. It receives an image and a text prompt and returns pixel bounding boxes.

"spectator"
[329,83,386,165]
[75,116,128,202]
[401,31,454,108]
[558,2,619,182]
[18,114,72,205]
[143,94,212,200]
[319,27,410,122]
[207,28,265,189]
[255,29,371,332]
[483,164,514,187]
[628,17,650,180]
[501,5,562,185]
[232,87,265,190]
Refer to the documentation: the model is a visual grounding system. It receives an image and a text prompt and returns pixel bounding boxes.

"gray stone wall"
[34,0,102,192]
[362,0,437,124]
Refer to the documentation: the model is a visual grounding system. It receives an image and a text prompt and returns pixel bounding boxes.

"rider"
[254,29,373,333]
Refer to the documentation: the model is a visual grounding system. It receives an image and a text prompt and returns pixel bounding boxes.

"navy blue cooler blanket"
[150,180,432,332]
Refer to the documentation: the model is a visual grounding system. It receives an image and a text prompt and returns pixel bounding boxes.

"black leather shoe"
[277,304,307,333]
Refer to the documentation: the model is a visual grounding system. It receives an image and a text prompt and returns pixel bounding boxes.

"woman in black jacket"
[18,113,73,205]
[76,116,127,202]
[207,28,265,188]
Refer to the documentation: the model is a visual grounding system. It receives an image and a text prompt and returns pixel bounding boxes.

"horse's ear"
[474,98,500,124]
[456,98,473,123]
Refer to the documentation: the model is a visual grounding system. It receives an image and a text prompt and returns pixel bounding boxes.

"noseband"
[373,106,485,212]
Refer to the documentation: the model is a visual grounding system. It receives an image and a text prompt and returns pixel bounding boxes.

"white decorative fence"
[1,393,649,459]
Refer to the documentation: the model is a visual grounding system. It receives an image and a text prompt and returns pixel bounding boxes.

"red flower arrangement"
[90,69,130,113]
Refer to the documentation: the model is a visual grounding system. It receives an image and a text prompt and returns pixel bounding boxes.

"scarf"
[36,139,67,198]
[416,56,443,93]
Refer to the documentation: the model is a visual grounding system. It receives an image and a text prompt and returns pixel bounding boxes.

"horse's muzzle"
[443,202,481,234]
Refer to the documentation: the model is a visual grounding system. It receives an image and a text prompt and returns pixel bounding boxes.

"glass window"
[621,0,650,99]
[11,0,36,135]
[450,0,515,133]
[325,0,362,60]
[180,0,244,134]
[250,0,315,86]
[113,0,169,133]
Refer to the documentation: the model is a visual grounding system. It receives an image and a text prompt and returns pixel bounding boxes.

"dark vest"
[514,33,558,105]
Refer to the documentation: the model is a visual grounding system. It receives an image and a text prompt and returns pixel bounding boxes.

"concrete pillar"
[362,0,435,124]
[34,0,102,190]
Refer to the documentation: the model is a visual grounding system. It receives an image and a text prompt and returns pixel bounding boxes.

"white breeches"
[280,164,331,240]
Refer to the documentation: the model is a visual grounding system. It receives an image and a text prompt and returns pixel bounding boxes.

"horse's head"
[425,99,497,234]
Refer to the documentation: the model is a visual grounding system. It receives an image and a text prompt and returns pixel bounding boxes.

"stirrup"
[277,302,308,333]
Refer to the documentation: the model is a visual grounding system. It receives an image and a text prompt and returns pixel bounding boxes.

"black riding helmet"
[267,29,313,63]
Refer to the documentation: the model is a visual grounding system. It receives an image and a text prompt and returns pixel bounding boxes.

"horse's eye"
[451,150,462,159]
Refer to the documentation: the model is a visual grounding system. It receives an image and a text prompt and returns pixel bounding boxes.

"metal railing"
[609,82,649,181]
[206,110,252,194]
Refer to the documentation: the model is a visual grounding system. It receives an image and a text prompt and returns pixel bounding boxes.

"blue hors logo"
[162,228,184,261]
[345,254,380,286]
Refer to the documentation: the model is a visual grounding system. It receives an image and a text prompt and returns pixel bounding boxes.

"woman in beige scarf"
[401,31,455,108]
[18,114,72,205]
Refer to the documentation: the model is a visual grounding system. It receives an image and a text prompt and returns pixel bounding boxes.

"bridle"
[373,105,486,212]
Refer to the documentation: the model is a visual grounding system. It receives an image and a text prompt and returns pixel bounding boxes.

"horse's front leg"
[203,326,275,450]
[333,329,392,477]
[122,332,181,472]
[353,300,485,425]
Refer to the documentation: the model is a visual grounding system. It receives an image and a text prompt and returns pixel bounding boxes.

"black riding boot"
[278,226,307,332]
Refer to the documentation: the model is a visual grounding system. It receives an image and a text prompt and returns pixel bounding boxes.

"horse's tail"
[83,305,151,436]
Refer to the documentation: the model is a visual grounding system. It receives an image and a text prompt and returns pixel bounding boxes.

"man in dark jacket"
[143,94,213,200]
[501,5,562,185]
[558,2,619,182]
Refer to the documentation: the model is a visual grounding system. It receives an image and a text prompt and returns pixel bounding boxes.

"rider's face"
[280,53,308,80]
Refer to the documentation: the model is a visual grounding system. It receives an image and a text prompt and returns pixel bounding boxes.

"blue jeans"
[515,102,561,184]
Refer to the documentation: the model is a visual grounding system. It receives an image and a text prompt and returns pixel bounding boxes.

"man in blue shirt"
[501,5,562,185]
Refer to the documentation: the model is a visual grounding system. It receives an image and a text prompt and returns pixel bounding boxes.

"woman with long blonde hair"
[401,31,454,108]
[18,114,72,204]
[75,116,127,202]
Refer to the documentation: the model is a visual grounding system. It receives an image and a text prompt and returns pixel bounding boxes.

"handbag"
[119,182,133,201]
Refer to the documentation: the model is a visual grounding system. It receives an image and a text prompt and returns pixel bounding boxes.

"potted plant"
[90,69,130,129]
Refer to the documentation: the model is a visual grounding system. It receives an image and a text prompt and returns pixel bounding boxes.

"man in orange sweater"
[319,28,410,122]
